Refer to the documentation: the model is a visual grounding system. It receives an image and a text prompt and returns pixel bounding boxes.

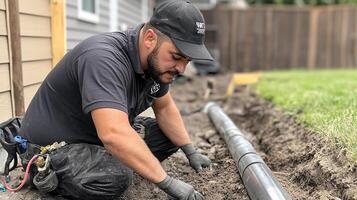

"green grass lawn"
[255,69,357,160]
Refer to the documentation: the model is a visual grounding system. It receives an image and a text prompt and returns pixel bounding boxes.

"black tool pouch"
[0,117,22,176]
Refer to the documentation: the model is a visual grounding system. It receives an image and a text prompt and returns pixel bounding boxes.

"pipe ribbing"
[203,102,291,200]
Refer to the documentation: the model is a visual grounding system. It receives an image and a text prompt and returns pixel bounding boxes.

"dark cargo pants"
[46,117,179,200]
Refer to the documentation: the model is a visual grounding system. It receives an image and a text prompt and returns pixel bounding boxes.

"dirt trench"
[123,74,357,200]
[1,74,356,200]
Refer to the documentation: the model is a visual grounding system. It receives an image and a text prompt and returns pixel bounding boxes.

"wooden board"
[0,36,9,63]
[218,10,231,69]
[22,59,52,85]
[21,37,52,61]
[20,14,51,37]
[0,10,7,35]
[24,83,41,109]
[265,8,273,70]
[51,0,66,66]
[0,63,10,92]
[0,92,13,122]
[18,0,50,17]
[316,9,325,67]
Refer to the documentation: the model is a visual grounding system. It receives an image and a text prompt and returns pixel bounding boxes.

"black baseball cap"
[149,0,213,61]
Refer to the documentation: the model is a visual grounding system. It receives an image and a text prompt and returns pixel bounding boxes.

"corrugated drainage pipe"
[203,102,291,200]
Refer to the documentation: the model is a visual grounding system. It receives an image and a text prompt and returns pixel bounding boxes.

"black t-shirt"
[19,24,169,146]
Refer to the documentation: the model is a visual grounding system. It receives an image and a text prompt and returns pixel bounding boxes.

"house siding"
[117,0,143,30]
[0,0,53,121]
[19,0,52,109]
[66,0,110,50]
[66,0,150,50]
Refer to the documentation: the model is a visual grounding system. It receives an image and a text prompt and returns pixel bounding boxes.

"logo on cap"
[196,22,205,35]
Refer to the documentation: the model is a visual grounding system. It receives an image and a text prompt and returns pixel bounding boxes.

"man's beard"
[146,50,162,83]
[146,47,178,84]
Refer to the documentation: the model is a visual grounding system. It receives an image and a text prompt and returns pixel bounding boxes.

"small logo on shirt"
[150,82,160,94]
[196,22,205,35]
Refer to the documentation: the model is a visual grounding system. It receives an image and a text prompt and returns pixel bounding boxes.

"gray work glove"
[181,144,211,172]
[156,175,204,200]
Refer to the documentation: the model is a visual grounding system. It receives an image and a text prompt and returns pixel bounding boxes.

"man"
[19,0,212,199]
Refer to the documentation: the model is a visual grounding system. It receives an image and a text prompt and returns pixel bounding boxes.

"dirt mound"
[224,84,357,200]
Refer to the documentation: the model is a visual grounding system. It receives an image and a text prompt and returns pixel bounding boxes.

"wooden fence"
[202,5,357,71]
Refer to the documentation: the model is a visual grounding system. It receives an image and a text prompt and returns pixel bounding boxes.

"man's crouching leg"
[133,116,179,162]
[49,143,133,200]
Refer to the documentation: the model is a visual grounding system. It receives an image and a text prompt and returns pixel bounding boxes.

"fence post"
[340,6,348,68]
[230,9,238,71]
[218,6,231,70]
[307,8,319,69]
[265,7,273,70]
[291,10,301,68]
[326,6,334,67]
[243,10,252,71]
[355,7,357,66]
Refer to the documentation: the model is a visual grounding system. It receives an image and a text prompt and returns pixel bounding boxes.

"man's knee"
[50,143,133,200]
[67,169,133,200]
[155,145,179,162]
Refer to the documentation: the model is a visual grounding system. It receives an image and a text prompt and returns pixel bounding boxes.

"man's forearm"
[154,101,191,147]
[101,127,166,183]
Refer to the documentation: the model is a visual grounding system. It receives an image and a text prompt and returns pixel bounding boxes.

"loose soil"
[1,74,356,200]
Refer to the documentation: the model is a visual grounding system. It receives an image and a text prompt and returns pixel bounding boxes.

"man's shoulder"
[95,32,129,48]
[70,32,132,67]
[79,32,129,54]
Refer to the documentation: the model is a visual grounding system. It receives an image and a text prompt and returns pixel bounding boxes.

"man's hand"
[181,144,211,172]
[156,175,204,200]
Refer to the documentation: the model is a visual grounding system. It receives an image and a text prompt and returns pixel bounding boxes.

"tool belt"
[0,117,44,174]
[0,117,64,193]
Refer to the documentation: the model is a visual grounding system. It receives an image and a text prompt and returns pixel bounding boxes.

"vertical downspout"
[141,0,149,22]
[110,0,118,32]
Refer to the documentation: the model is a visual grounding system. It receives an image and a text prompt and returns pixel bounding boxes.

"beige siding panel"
[23,60,52,85]
[0,63,10,92]
[18,0,50,16]
[0,0,4,10]
[20,14,51,37]
[0,10,7,35]
[0,36,9,63]
[21,37,52,61]
[0,92,13,122]
[24,84,40,109]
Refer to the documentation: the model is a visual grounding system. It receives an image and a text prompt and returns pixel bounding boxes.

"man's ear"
[143,29,158,50]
